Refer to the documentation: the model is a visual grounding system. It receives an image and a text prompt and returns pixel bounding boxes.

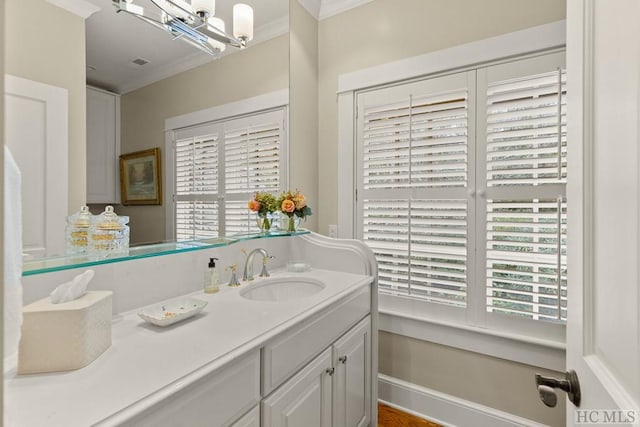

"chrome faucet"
[242,248,272,281]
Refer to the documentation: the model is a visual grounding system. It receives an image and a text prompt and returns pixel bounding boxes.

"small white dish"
[138,297,207,327]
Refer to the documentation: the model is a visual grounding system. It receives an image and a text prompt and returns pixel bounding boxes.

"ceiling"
[85,0,289,94]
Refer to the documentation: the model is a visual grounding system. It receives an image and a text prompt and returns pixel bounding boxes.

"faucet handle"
[227,264,241,287]
[260,255,274,278]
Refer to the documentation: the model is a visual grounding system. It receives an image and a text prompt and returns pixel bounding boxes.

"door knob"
[535,370,581,408]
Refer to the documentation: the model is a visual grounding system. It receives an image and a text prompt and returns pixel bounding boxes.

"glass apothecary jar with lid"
[88,205,130,258]
[65,205,92,255]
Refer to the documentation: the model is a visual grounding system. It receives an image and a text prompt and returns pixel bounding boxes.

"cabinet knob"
[326,367,335,376]
[338,355,348,364]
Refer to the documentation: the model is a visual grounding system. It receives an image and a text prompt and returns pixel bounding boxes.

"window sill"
[379,299,566,371]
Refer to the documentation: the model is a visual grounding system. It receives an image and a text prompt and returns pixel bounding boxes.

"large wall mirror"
[5,0,290,272]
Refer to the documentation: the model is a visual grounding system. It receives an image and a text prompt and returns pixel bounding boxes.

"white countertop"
[7,268,373,427]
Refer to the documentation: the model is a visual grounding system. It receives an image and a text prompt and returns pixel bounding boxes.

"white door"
[566,0,640,425]
[4,75,68,257]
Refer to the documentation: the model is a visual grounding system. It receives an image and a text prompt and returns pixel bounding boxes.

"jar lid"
[67,205,91,228]
[94,206,127,230]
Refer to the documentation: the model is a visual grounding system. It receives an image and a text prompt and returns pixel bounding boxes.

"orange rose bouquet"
[278,190,312,232]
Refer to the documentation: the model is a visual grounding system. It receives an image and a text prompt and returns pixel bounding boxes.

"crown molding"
[118,16,290,94]
[46,0,100,19]
[297,0,321,19]
[318,0,375,20]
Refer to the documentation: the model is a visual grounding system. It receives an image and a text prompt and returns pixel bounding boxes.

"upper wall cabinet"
[87,86,120,203]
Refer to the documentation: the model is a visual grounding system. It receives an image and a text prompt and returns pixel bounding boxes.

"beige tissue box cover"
[18,291,113,374]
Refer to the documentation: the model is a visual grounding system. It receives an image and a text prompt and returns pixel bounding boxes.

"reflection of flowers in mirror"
[247,192,278,233]
[278,190,312,232]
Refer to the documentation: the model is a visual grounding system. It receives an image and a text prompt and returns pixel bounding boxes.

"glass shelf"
[23,230,310,277]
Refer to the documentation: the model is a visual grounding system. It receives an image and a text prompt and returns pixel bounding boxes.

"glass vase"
[256,214,271,234]
[286,215,300,233]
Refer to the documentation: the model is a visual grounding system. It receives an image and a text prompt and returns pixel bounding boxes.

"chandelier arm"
[112,0,247,55]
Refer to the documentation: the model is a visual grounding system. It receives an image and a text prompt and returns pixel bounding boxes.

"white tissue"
[50,270,95,304]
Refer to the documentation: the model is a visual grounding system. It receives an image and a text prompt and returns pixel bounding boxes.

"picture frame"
[119,148,162,205]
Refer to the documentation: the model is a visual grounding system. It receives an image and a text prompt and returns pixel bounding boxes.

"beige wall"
[380,332,566,425]
[317,0,566,234]
[5,0,86,214]
[289,0,318,232]
[119,34,289,244]
[315,0,567,424]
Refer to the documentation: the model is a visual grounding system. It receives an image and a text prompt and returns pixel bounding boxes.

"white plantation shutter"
[174,127,220,241]
[225,120,282,194]
[171,108,286,239]
[356,51,567,335]
[223,110,284,233]
[485,198,567,321]
[358,71,474,307]
[486,69,567,186]
[479,52,567,324]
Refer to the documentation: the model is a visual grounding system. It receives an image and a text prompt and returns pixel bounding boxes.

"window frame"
[337,23,567,369]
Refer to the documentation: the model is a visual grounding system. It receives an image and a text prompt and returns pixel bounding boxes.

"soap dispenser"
[204,257,220,294]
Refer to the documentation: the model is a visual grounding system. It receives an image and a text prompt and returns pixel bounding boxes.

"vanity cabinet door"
[87,86,120,203]
[262,347,333,427]
[332,316,371,427]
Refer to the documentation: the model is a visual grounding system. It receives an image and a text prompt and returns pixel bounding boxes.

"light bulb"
[233,3,253,42]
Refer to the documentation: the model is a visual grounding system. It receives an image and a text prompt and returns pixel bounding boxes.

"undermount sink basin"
[240,277,325,302]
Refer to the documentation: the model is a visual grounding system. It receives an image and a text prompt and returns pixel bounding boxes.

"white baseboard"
[378,374,549,427]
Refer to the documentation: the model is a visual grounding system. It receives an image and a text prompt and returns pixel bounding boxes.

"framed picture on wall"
[120,148,162,205]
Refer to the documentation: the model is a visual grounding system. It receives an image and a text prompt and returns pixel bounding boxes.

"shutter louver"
[176,201,218,241]
[223,118,282,234]
[225,123,281,194]
[225,200,261,235]
[172,108,285,239]
[360,75,471,307]
[364,199,468,306]
[410,200,467,306]
[486,69,567,186]
[363,199,410,294]
[362,89,468,190]
[174,133,219,240]
[486,198,567,321]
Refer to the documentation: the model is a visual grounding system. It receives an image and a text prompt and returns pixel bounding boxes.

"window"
[356,52,566,334]
[171,109,286,240]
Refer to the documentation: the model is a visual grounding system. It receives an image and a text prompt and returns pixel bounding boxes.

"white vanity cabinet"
[261,285,372,427]
[11,234,378,427]
[86,86,120,203]
[262,317,371,427]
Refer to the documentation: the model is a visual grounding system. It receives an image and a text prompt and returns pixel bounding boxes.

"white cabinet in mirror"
[86,86,120,204]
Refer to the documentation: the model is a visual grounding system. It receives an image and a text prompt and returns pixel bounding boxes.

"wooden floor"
[378,403,442,427]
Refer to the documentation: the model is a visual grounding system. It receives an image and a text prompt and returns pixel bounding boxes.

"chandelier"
[112,0,254,57]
